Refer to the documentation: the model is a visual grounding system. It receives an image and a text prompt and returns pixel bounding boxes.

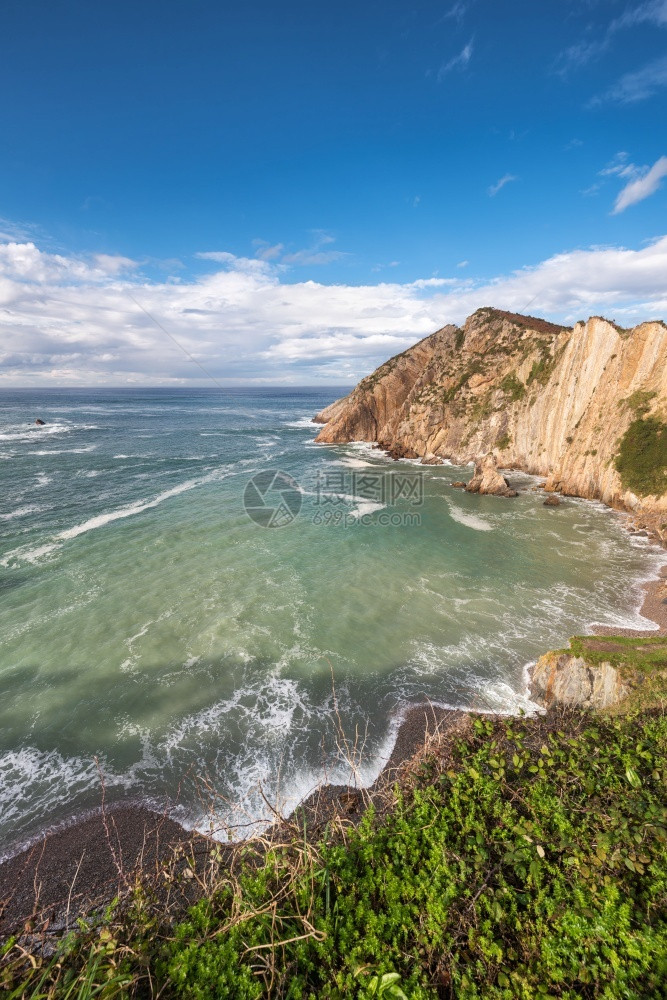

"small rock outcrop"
[543,495,561,507]
[34,419,45,426]
[530,652,629,711]
[465,454,517,498]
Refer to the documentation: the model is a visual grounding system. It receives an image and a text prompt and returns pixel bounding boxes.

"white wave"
[1,467,234,566]
[177,680,401,840]
[445,499,494,531]
[475,679,541,715]
[29,446,97,455]
[348,500,387,519]
[0,748,108,861]
[0,504,42,521]
[60,479,207,541]
[334,457,373,469]
[0,422,98,442]
[119,611,174,674]
[283,416,318,429]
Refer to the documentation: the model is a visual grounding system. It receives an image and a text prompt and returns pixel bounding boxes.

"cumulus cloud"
[437,39,473,80]
[612,155,667,212]
[1,236,667,385]
[488,174,518,197]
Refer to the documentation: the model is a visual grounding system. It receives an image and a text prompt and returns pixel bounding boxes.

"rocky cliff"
[530,652,629,711]
[314,308,667,537]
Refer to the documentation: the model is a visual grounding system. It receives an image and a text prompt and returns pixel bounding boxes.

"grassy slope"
[4,707,667,1000]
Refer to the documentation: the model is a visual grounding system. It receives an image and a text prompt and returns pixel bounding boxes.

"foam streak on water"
[0,386,664,854]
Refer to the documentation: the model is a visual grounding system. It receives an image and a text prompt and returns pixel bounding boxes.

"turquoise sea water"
[0,387,664,854]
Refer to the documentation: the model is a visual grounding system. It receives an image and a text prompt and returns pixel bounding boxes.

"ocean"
[0,386,663,854]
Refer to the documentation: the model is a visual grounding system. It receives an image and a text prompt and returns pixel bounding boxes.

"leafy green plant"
[357,969,409,999]
[614,416,667,496]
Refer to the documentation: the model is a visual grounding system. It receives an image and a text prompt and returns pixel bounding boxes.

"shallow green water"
[0,387,663,852]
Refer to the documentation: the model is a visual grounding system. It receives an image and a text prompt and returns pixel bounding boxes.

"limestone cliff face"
[314,308,667,535]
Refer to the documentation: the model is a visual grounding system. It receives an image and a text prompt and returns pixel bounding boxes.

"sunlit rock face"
[314,308,667,536]
[530,652,629,711]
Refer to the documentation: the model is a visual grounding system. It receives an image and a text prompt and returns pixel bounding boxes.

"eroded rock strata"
[314,308,667,536]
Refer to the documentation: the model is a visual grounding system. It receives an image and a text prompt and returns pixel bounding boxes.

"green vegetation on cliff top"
[553,636,667,716]
[5,709,667,999]
[567,635,667,673]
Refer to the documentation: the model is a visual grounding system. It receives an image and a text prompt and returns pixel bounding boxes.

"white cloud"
[195,251,272,275]
[591,53,667,104]
[612,155,667,212]
[556,1,667,76]
[612,0,667,30]
[1,236,667,385]
[437,39,473,80]
[93,254,138,275]
[599,150,635,178]
[252,240,284,261]
[444,1,468,20]
[280,232,347,267]
[488,174,518,197]
[457,260,469,268]
[555,37,609,76]
[0,216,43,243]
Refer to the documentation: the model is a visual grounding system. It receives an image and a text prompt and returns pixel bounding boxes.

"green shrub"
[527,356,553,386]
[620,390,657,416]
[614,416,667,497]
[495,432,511,450]
[499,373,525,402]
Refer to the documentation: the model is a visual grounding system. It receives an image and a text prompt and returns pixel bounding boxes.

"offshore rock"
[465,453,517,498]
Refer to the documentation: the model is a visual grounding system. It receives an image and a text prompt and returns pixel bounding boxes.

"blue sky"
[1,0,667,384]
